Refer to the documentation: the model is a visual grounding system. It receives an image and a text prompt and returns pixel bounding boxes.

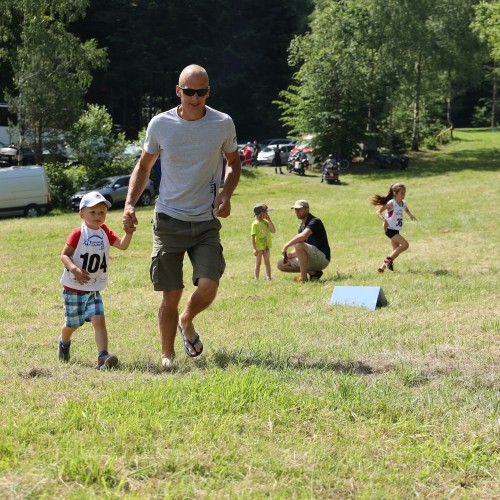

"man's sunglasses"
[179,86,209,97]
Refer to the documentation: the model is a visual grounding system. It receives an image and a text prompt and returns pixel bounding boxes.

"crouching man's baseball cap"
[80,191,112,210]
[291,199,309,209]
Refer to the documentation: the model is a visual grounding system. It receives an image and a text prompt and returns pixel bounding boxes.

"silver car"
[71,174,154,211]
[257,144,295,165]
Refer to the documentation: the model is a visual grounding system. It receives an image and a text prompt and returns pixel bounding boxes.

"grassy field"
[0,128,498,498]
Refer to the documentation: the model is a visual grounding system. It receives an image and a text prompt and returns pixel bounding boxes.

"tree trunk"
[492,60,497,129]
[446,73,452,127]
[411,54,422,152]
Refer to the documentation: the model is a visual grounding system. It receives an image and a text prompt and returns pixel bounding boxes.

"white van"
[0,165,52,217]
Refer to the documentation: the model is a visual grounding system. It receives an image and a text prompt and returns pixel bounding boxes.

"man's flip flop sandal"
[177,325,203,358]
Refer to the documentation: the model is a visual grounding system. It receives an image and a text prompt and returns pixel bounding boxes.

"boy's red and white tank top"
[60,223,118,292]
[385,198,407,230]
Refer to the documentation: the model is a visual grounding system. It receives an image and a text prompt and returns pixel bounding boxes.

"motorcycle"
[287,152,309,176]
[321,160,340,184]
[374,152,409,170]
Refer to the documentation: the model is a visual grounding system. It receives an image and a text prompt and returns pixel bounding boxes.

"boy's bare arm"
[113,231,133,250]
[61,244,90,283]
[123,151,157,230]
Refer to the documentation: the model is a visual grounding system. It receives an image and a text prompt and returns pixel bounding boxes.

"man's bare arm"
[213,149,241,218]
[122,151,158,229]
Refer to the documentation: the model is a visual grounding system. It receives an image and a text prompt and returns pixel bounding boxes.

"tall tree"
[277,0,378,158]
[279,0,487,154]
[369,0,447,151]
[431,0,485,129]
[1,0,107,159]
[472,0,500,127]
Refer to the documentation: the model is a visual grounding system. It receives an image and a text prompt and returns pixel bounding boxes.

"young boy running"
[59,191,134,369]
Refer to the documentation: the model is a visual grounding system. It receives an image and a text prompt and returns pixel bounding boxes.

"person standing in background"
[251,203,276,281]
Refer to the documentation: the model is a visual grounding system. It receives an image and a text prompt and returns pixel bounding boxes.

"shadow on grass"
[241,168,259,179]
[212,348,376,375]
[405,267,460,278]
[346,146,499,180]
[23,352,378,376]
[332,272,353,281]
[19,367,53,378]
[107,354,376,375]
[410,148,499,177]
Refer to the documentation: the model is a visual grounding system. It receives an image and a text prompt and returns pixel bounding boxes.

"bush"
[44,164,86,210]
[422,136,439,150]
[66,104,131,184]
[471,104,491,127]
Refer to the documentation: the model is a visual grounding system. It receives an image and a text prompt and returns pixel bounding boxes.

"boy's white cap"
[79,191,112,210]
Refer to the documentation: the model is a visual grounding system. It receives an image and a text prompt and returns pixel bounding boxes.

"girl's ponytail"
[371,183,405,206]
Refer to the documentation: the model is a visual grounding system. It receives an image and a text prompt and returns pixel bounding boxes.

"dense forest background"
[0,0,313,142]
[69,0,314,141]
[0,0,498,157]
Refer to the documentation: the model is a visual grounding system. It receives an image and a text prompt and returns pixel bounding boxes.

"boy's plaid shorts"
[62,290,104,328]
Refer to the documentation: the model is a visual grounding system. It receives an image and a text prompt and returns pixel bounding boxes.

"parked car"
[257,144,295,165]
[0,144,36,167]
[238,142,265,164]
[260,138,295,147]
[71,174,154,211]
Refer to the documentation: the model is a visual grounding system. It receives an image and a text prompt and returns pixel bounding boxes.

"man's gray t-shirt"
[144,105,238,222]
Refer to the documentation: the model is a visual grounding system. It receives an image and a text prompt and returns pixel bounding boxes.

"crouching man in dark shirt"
[278,199,331,283]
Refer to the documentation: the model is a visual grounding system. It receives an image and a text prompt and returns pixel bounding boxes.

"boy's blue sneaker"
[58,340,70,362]
[97,354,118,370]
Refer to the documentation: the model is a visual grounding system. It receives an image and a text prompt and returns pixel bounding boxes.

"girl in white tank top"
[371,183,418,273]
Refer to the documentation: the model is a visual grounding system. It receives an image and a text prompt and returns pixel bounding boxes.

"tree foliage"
[277,0,377,157]
[1,0,107,159]
[67,103,131,183]
[0,0,494,161]
[277,0,488,155]
[70,0,313,140]
[471,0,500,127]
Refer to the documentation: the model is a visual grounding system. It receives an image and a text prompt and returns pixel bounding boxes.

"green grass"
[0,128,498,498]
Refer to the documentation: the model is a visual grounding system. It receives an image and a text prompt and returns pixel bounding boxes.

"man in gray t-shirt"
[123,64,241,369]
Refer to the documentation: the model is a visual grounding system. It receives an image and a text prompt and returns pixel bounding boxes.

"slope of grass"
[0,128,498,498]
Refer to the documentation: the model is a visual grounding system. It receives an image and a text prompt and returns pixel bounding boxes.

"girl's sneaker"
[384,258,394,271]
[97,354,118,370]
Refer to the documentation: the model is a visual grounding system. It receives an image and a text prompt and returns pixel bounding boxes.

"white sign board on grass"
[330,286,387,311]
